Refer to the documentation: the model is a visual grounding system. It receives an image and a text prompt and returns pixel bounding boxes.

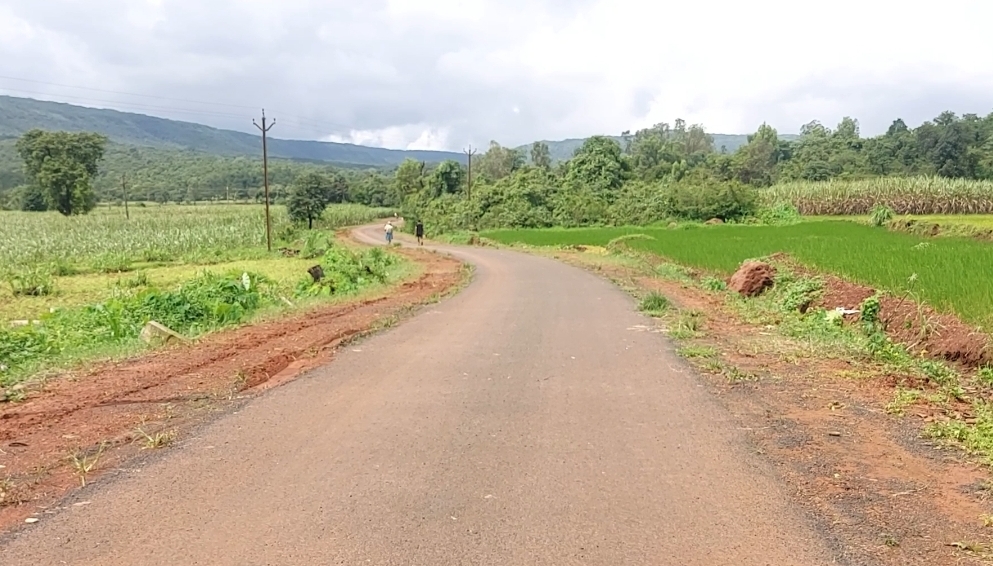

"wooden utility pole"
[253,109,276,252]
[121,173,130,220]
[463,144,478,199]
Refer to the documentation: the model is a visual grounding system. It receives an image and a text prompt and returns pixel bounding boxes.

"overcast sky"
[1,0,992,151]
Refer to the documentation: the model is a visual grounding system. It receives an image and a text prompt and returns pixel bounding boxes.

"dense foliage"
[4,108,993,227]
[401,110,993,232]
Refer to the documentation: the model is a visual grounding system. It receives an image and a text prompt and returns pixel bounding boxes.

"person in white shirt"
[384,221,394,244]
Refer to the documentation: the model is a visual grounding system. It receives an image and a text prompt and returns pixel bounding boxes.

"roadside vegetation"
[0,202,402,392]
[485,223,993,329]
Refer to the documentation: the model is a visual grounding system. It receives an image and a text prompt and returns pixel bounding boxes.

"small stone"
[24,517,39,524]
[828,431,842,437]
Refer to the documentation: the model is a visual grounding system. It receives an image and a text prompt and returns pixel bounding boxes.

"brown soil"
[0,246,465,532]
[729,260,776,297]
[819,274,991,368]
[550,249,993,565]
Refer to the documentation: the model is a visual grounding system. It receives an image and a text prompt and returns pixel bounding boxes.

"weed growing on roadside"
[639,292,671,315]
[136,428,176,450]
[69,444,106,487]
[926,401,993,463]
[701,277,727,292]
[886,388,922,415]
[668,310,704,339]
[918,360,957,387]
[654,263,693,283]
[979,366,993,385]
[678,345,718,359]
[723,364,758,383]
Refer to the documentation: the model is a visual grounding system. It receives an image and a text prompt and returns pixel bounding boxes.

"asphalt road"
[1,227,834,565]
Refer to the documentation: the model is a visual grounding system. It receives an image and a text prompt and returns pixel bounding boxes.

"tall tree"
[565,136,627,198]
[734,124,781,186]
[287,172,333,229]
[429,160,465,197]
[530,141,552,170]
[15,130,107,216]
[476,141,525,182]
[395,159,425,197]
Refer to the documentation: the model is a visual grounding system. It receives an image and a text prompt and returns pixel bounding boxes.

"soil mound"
[819,274,990,368]
[729,261,775,297]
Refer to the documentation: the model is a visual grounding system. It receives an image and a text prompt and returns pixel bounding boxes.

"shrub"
[757,201,801,225]
[5,267,56,296]
[664,179,757,222]
[639,292,671,314]
[870,204,895,227]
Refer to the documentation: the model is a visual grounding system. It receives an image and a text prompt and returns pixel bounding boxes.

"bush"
[757,201,801,225]
[295,244,398,297]
[664,179,757,222]
[5,267,56,296]
[870,204,895,227]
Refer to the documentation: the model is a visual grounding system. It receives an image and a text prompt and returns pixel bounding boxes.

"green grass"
[485,221,993,329]
[0,242,408,388]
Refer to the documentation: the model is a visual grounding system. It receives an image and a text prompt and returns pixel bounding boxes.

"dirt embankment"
[818,274,990,368]
[0,245,466,531]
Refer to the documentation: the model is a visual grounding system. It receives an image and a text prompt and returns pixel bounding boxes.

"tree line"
[4,109,992,229]
[398,110,993,232]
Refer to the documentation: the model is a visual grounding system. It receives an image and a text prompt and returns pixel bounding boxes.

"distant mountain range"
[0,96,464,167]
[0,95,797,168]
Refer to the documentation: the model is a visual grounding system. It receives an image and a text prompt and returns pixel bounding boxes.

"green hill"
[0,95,464,166]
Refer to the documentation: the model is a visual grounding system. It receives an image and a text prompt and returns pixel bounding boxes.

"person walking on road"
[384,220,394,244]
[415,220,424,246]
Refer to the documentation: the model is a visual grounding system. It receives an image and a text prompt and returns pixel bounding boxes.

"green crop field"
[485,222,993,329]
[762,176,993,215]
[0,203,399,387]
[0,203,393,270]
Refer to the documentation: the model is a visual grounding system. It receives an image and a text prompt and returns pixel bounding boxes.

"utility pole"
[463,144,478,199]
[253,109,276,252]
[121,173,130,220]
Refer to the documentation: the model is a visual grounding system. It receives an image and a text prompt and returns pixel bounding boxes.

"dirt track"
[1,228,840,564]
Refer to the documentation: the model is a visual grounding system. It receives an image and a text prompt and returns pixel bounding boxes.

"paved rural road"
[1,227,835,565]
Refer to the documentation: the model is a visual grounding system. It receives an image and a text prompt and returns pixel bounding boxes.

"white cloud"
[325,124,451,151]
[0,0,991,150]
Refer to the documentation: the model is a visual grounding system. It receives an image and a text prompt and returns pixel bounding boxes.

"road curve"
[1,227,834,565]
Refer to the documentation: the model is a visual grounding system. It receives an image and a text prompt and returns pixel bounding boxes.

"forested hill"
[522,133,801,162]
[0,96,464,166]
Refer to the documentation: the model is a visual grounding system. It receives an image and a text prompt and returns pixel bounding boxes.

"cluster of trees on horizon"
[2,109,992,229]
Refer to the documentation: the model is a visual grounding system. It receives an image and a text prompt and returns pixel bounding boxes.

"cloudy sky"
[1,0,992,151]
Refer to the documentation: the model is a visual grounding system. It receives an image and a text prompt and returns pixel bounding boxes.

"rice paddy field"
[484,221,993,330]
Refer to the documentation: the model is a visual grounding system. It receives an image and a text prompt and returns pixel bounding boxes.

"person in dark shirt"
[415,220,425,245]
